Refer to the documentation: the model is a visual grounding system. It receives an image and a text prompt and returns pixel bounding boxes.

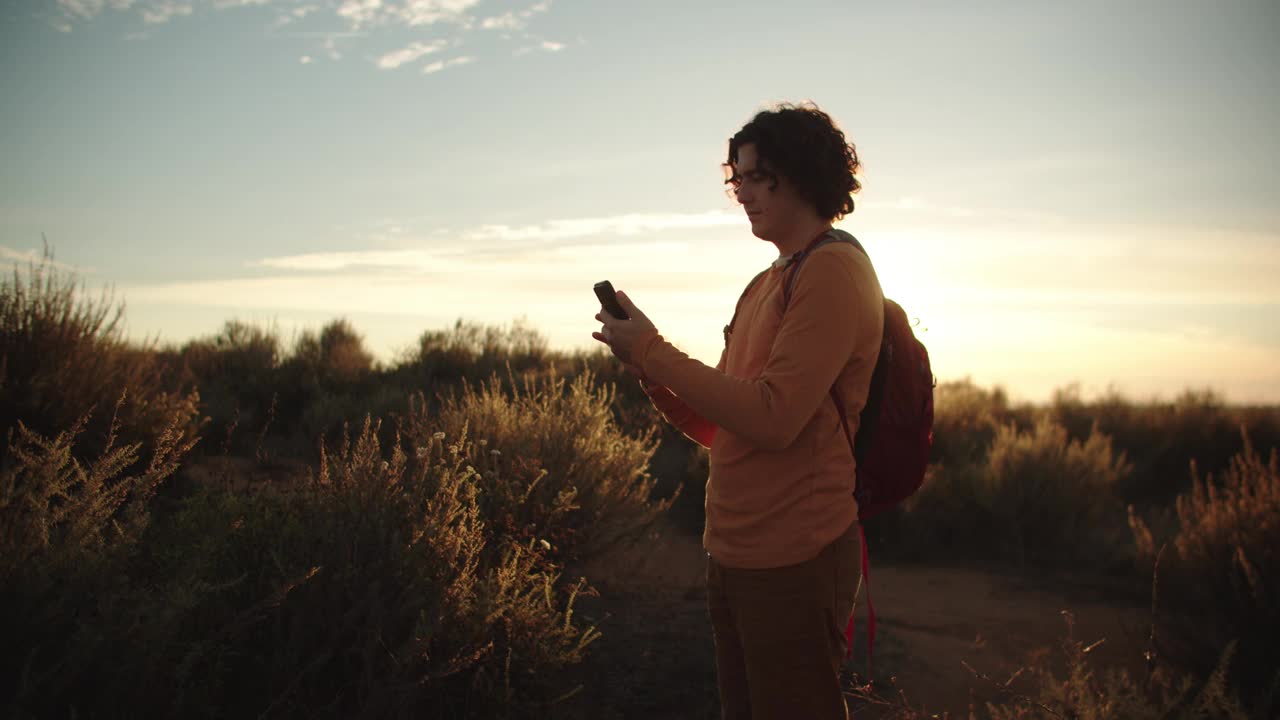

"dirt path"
[557,520,1150,718]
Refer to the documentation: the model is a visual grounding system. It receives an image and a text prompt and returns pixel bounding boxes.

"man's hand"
[591,290,658,367]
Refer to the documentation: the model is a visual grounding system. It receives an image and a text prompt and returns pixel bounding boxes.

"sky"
[2,0,1278,403]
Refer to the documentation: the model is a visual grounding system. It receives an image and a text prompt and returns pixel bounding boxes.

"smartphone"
[593,280,630,320]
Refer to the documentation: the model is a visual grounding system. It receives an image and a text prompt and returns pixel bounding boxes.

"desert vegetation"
[2,252,1276,718]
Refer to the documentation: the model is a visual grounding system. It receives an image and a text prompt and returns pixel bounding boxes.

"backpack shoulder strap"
[781,232,863,307]
[723,268,769,346]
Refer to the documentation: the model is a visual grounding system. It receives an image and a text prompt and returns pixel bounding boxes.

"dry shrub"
[289,317,375,384]
[401,317,549,384]
[402,369,672,562]
[0,406,197,717]
[1052,385,1280,506]
[982,615,1250,720]
[0,250,200,466]
[175,320,284,455]
[1129,435,1280,711]
[896,416,1131,566]
[4,417,599,719]
[931,379,1020,465]
[847,615,1250,719]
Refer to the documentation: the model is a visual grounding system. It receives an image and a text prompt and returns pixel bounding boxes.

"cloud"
[404,0,478,23]
[480,11,519,30]
[299,54,313,63]
[479,1,551,31]
[862,196,1066,225]
[57,0,109,20]
[514,37,567,56]
[467,210,741,243]
[50,0,565,77]
[377,39,447,69]
[336,0,382,27]
[1,245,90,273]
[142,0,193,24]
[252,248,473,273]
[422,54,474,74]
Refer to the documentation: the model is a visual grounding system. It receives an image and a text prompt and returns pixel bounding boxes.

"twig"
[960,659,1066,719]
[1145,542,1167,689]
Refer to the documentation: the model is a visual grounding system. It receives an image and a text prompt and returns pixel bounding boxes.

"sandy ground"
[556,518,1150,719]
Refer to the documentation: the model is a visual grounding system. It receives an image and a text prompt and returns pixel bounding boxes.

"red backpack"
[725,229,935,680]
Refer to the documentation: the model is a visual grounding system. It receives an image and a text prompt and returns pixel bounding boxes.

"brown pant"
[706,520,861,720]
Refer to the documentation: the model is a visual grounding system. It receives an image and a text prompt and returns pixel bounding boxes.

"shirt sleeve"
[639,347,726,449]
[636,253,861,451]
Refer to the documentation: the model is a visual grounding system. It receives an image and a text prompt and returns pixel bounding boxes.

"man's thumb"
[616,290,634,310]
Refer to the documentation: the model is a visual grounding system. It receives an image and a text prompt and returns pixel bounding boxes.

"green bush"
[1129,435,1280,711]
[401,369,672,562]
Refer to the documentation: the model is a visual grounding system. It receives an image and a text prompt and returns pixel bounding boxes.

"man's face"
[730,143,811,242]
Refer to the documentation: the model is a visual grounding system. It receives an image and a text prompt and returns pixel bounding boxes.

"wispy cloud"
[514,37,567,56]
[252,248,473,272]
[141,0,193,24]
[334,0,382,27]
[398,0,478,27]
[57,0,97,21]
[862,196,1067,224]
[468,210,742,242]
[479,0,550,31]
[1,245,91,273]
[479,12,519,30]
[377,39,447,69]
[52,0,569,73]
[422,54,473,74]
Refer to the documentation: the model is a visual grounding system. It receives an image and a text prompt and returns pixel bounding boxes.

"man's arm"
[635,252,862,451]
[639,348,726,449]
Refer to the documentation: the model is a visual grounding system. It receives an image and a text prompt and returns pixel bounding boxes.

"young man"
[592,103,884,719]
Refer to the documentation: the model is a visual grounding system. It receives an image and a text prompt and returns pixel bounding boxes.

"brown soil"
[555,518,1150,719]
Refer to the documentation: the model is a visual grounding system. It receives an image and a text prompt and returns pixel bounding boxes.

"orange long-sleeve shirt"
[636,232,884,569]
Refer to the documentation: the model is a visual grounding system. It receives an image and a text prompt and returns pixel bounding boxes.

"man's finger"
[616,291,634,311]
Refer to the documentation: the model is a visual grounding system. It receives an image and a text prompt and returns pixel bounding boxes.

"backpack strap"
[779,230,862,306]
[723,268,769,347]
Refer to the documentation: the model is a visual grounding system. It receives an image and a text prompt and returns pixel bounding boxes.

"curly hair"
[724,102,862,221]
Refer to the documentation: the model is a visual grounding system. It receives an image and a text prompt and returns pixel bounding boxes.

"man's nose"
[735,184,753,204]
